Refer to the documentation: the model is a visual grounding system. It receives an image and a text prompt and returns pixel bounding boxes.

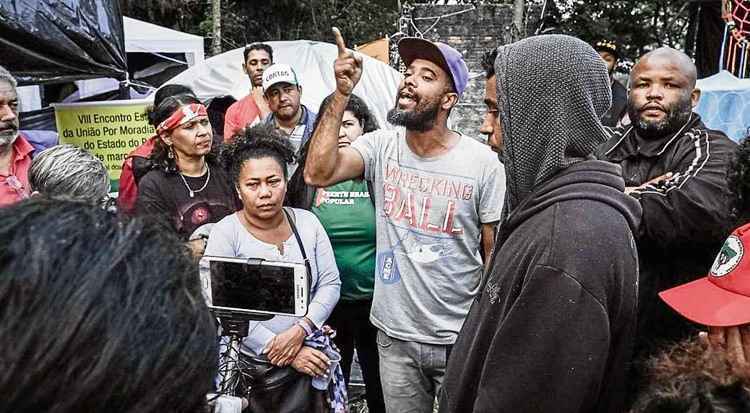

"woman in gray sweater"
[205,123,340,379]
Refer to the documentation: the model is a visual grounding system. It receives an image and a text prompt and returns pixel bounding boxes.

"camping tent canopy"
[0,0,126,85]
[123,17,204,66]
[695,70,750,142]
[164,40,402,128]
[70,17,206,101]
[17,17,205,112]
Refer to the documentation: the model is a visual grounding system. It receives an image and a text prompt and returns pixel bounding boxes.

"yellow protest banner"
[53,99,154,192]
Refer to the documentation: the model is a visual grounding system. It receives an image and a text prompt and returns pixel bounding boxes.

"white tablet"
[200,256,309,317]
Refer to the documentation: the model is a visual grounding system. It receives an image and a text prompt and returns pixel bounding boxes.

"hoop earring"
[167,145,174,159]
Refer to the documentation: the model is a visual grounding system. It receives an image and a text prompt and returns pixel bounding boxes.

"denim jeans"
[376,329,451,413]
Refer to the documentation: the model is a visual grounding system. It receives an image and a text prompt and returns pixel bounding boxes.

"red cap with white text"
[659,222,750,327]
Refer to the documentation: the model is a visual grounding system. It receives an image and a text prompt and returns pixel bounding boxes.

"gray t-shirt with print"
[351,128,505,344]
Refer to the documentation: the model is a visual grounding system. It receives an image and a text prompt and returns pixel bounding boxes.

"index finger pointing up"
[333,27,347,56]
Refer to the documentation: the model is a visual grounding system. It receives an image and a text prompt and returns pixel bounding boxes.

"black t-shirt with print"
[136,163,240,240]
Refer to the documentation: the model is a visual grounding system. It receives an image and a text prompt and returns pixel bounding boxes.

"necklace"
[179,164,210,198]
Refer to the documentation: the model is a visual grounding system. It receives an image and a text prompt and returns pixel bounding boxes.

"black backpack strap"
[366,179,375,207]
[283,207,312,291]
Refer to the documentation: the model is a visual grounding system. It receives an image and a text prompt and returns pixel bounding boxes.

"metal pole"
[212,0,222,56]
[513,0,525,40]
[218,335,241,394]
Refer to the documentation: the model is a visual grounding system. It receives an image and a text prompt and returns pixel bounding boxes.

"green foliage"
[556,0,692,60]
[120,0,400,55]
[232,0,398,48]
[119,0,692,60]
[119,0,207,35]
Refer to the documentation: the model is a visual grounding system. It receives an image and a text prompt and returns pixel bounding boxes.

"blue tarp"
[695,71,750,142]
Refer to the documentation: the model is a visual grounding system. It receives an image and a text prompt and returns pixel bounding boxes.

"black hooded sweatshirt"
[440,160,640,413]
[440,35,641,413]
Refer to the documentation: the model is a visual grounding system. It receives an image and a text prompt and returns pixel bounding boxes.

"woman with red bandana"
[136,95,239,256]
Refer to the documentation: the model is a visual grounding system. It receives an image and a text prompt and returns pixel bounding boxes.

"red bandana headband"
[156,103,208,135]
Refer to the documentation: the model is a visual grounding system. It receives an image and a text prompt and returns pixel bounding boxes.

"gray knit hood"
[495,35,612,216]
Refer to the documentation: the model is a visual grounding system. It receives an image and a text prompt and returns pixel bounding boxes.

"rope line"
[408,6,477,38]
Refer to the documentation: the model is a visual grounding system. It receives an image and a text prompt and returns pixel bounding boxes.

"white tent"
[164,40,402,128]
[122,16,204,67]
[695,70,750,142]
[18,17,205,112]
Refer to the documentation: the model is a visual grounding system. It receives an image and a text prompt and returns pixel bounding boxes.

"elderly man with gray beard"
[594,47,738,397]
[440,35,641,413]
[0,65,33,206]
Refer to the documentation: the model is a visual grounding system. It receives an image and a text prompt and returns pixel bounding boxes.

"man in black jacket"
[595,47,737,370]
[440,35,641,413]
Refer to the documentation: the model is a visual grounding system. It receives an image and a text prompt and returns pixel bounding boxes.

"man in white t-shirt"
[304,28,505,412]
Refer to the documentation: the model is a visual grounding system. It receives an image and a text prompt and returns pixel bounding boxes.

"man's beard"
[387,96,440,132]
[275,104,300,122]
[0,128,18,147]
[629,93,693,140]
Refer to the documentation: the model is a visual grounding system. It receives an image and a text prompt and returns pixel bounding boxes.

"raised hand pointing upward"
[332,27,363,96]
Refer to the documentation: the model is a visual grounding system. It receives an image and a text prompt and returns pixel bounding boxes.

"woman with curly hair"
[287,93,385,412]
[205,123,341,412]
[136,94,239,255]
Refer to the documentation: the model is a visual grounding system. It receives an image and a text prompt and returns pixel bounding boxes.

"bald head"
[627,47,700,140]
[631,47,697,88]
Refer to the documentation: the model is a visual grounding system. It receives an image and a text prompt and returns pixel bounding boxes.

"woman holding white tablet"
[204,124,341,411]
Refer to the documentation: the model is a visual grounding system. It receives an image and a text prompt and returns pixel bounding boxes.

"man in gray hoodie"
[440,35,641,413]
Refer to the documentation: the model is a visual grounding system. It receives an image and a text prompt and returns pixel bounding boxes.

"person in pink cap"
[660,223,750,328]
[659,223,750,367]
[627,225,750,411]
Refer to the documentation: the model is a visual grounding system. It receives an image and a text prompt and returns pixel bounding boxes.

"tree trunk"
[212,0,221,56]
[513,0,525,40]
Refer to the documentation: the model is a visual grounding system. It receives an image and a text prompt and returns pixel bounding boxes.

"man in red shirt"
[223,43,274,141]
[0,66,32,207]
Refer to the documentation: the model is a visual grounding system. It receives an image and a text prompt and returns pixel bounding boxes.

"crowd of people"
[1,24,749,413]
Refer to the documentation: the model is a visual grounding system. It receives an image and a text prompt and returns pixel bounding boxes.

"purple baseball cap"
[398,37,469,97]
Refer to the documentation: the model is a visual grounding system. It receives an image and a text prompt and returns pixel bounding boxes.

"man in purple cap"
[304,29,505,411]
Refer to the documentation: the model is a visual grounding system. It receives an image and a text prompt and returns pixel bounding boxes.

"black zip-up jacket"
[440,160,641,413]
[594,114,737,353]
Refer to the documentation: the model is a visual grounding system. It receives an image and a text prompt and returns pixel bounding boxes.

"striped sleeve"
[632,128,735,247]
